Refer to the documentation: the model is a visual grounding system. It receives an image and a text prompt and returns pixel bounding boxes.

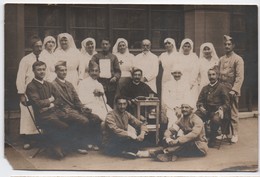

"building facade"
[5,4,258,112]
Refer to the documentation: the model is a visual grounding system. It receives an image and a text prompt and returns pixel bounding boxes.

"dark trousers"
[64,108,102,147]
[195,108,230,141]
[165,142,205,157]
[103,137,144,156]
[83,112,102,146]
[98,78,117,108]
[38,109,70,147]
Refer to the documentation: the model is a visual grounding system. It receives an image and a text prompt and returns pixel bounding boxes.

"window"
[111,5,147,49]
[24,4,184,51]
[230,6,246,58]
[151,6,184,49]
[24,4,65,52]
[69,5,108,48]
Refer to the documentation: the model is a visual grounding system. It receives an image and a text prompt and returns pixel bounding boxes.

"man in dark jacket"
[120,68,156,100]
[26,61,71,159]
[120,68,157,119]
[196,67,230,147]
[52,61,102,151]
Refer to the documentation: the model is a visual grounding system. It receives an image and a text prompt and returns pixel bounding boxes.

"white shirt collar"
[209,80,218,87]
[143,51,150,55]
[57,78,66,83]
[132,81,140,85]
[34,78,44,84]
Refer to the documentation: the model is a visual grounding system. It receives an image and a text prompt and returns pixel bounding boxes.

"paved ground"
[4,118,258,172]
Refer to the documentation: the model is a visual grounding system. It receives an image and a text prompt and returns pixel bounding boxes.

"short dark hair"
[115,95,129,104]
[30,35,42,48]
[101,38,111,44]
[32,61,46,71]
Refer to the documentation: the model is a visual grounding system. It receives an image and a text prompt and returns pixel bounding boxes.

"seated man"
[195,67,230,147]
[52,61,102,152]
[120,67,156,101]
[78,61,112,122]
[102,96,150,159]
[26,61,72,159]
[151,100,208,162]
[120,68,157,120]
[162,65,191,128]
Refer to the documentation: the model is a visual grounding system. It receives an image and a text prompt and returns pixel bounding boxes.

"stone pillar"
[5,4,25,110]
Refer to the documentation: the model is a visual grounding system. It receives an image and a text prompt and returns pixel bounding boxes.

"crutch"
[101,95,109,113]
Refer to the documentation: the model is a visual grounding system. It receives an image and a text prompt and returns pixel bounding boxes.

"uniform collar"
[209,80,218,87]
[57,77,66,83]
[33,78,44,84]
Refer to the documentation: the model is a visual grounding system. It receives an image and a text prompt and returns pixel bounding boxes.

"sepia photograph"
[4,4,258,171]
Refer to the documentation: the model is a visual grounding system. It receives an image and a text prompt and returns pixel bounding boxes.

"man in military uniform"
[196,67,230,147]
[150,100,208,162]
[218,35,244,143]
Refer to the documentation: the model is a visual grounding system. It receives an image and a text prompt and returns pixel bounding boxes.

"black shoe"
[208,141,216,148]
[50,146,65,160]
[121,151,137,159]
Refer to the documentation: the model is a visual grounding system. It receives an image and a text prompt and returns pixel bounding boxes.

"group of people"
[16,32,244,161]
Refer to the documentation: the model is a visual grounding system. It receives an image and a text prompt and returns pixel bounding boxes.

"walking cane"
[101,94,109,113]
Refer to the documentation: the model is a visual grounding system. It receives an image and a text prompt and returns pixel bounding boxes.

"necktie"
[36,55,39,61]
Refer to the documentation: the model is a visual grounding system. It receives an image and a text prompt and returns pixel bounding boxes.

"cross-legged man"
[151,101,208,162]
[102,96,150,159]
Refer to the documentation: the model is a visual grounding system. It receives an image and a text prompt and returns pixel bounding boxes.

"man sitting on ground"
[195,67,230,147]
[52,61,102,152]
[151,100,208,162]
[102,96,150,159]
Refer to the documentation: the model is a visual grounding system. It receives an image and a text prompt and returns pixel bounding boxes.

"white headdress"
[57,33,77,50]
[42,36,56,52]
[199,42,219,60]
[80,37,96,55]
[181,97,195,110]
[164,38,177,53]
[112,38,129,54]
[179,38,194,54]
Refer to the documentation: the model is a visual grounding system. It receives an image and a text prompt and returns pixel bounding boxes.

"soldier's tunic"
[219,52,244,135]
